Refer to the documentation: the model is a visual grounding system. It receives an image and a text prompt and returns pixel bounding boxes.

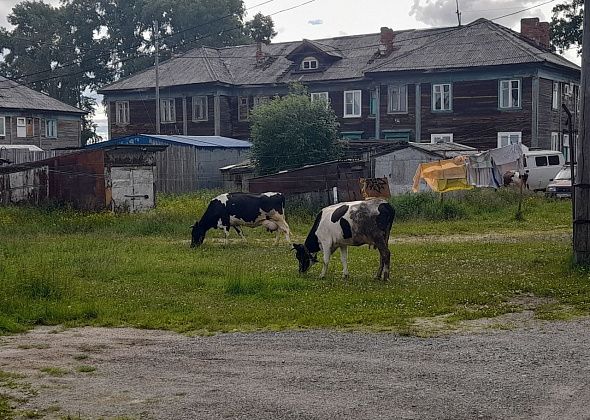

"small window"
[563,134,571,163]
[344,90,361,118]
[192,96,208,121]
[311,92,329,108]
[253,96,270,108]
[432,83,452,111]
[551,132,560,151]
[238,96,249,121]
[301,56,318,70]
[548,155,561,166]
[388,84,408,113]
[17,117,26,138]
[431,133,453,144]
[499,79,521,109]
[45,119,57,138]
[497,132,522,148]
[160,99,176,123]
[535,156,548,167]
[115,101,130,124]
[0,116,4,136]
[341,131,363,140]
[552,82,559,110]
[369,90,378,117]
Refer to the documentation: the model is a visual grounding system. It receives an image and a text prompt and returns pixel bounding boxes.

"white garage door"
[110,167,155,212]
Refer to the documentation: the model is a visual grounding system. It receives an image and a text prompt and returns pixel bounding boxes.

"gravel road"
[1,319,590,419]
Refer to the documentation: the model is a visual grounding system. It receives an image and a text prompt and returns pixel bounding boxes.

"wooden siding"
[378,84,416,140]
[0,115,80,149]
[420,78,533,149]
[538,78,579,150]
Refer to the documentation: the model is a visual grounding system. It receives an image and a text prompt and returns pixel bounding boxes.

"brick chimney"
[520,17,550,49]
[378,27,395,55]
[255,41,266,66]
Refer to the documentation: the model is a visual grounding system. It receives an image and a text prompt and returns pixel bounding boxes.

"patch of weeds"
[17,343,50,350]
[225,277,266,296]
[535,304,583,321]
[76,366,96,373]
[40,367,68,377]
[0,394,15,419]
[18,409,43,418]
[489,323,515,331]
[21,277,63,301]
[72,354,89,361]
[76,344,107,353]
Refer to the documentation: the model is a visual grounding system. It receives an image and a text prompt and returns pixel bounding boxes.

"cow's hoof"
[342,274,349,280]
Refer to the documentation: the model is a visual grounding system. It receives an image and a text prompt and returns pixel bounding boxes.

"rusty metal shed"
[0,145,166,211]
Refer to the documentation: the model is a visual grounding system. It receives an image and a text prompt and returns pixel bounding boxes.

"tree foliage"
[551,0,584,55]
[0,0,270,144]
[249,87,342,175]
[245,12,277,46]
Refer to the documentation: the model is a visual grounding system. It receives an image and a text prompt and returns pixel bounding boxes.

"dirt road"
[1,318,590,419]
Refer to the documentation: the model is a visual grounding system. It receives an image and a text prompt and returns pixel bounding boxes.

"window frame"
[115,101,130,125]
[432,83,452,112]
[253,96,270,108]
[238,96,249,121]
[497,131,522,148]
[499,79,521,110]
[369,90,378,117]
[192,96,208,122]
[16,117,26,138]
[430,133,454,144]
[552,82,560,110]
[343,90,362,118]
[551,132,560,151]
[301,56,319,70]
[311,92,330,108]
[0,116,5,136]
[160,99,176,123]
[45,119,57,138]
[387,84,408,114]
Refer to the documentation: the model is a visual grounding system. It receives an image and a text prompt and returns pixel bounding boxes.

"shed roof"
[100,18,579,93]
[86,134,252,149]
[0,76,86,114]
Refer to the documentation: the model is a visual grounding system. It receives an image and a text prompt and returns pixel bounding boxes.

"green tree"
[245,12,277,46]
[551,0,584,55]
[249,86,341,175]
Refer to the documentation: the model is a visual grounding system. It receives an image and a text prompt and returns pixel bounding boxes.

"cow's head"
[292,244,318,273]
[503,171,529,189]
[190,221,206,248]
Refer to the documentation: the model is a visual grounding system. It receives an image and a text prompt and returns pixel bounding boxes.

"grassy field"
[0,189,587,337]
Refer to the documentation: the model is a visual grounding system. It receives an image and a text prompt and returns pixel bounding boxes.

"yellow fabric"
[412,156,473,193]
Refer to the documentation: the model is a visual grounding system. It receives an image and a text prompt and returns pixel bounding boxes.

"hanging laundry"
[465,151,502,188]
[489,143,524,175]
[412,156,472,193]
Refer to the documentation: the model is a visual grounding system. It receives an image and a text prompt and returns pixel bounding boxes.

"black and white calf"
[191,192,291,247]
[293,199,395,280]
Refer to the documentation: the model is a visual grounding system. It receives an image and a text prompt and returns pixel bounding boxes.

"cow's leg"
[340,246,349,279]
[222,226,230,245]
[274,218,291,244]
[233,226,246,241]
[273,230,280,245]
[376,242,391,281]
[320,243,333,279]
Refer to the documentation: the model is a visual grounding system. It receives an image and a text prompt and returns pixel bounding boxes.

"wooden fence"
[0,149,73,166]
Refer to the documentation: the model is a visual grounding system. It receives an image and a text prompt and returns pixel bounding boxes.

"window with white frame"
[499,79,521,109]
[563,134,571,163]
[192,96,208,121]
[238,96,249,121]
[0,116,5,136]
[497,131,522,148]
[388,84,407,113]
[552,82,559,110]
[551,132,560,151]
[432,83,451,111]
[431,133,453,144]
[16,117,26,138]
[311,92,329,107]
[253,96,270,108]
[45,119,57,138]
[301,56,318,70]
[160,99,176,123]
[344,90,361,118]
[115,101,130,124]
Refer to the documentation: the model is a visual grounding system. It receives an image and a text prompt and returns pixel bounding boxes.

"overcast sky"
[0,0,578,139]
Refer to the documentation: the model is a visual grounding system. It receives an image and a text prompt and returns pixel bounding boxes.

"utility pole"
[574,4,590,264]
[455,0,462,27]
[154,20,161,135]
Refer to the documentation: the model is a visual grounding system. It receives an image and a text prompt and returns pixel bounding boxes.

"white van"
[523,150,566,191]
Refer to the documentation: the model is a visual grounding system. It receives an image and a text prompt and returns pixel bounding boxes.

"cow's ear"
[311,254,318,263]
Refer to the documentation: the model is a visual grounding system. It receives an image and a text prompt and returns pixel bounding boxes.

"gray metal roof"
[99,18,579,93]
[0,76,86,114]
[86,134,251,149]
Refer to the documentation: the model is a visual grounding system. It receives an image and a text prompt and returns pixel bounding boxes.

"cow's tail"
[280,193,286,215]
[383,202,395,245]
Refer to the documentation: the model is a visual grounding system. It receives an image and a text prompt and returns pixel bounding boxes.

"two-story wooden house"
[0,76,86,150]
[99,17,580,153]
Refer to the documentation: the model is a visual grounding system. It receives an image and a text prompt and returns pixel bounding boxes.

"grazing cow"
[293,199,395,280]
[191,192,291,247]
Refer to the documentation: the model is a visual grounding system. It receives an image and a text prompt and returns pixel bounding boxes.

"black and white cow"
[190,192,291,247]
[293,199,395,280]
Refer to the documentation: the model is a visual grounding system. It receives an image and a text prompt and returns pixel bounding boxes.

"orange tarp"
[412,156,473,193]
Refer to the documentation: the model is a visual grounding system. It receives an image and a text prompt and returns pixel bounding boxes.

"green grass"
[39,367,68,377]
[0,190,586,336]
[75,366,96,373]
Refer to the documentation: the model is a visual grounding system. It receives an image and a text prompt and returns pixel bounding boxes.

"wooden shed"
[86,134,251,193]
[248,160,368,205]
[0,145,166,212]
